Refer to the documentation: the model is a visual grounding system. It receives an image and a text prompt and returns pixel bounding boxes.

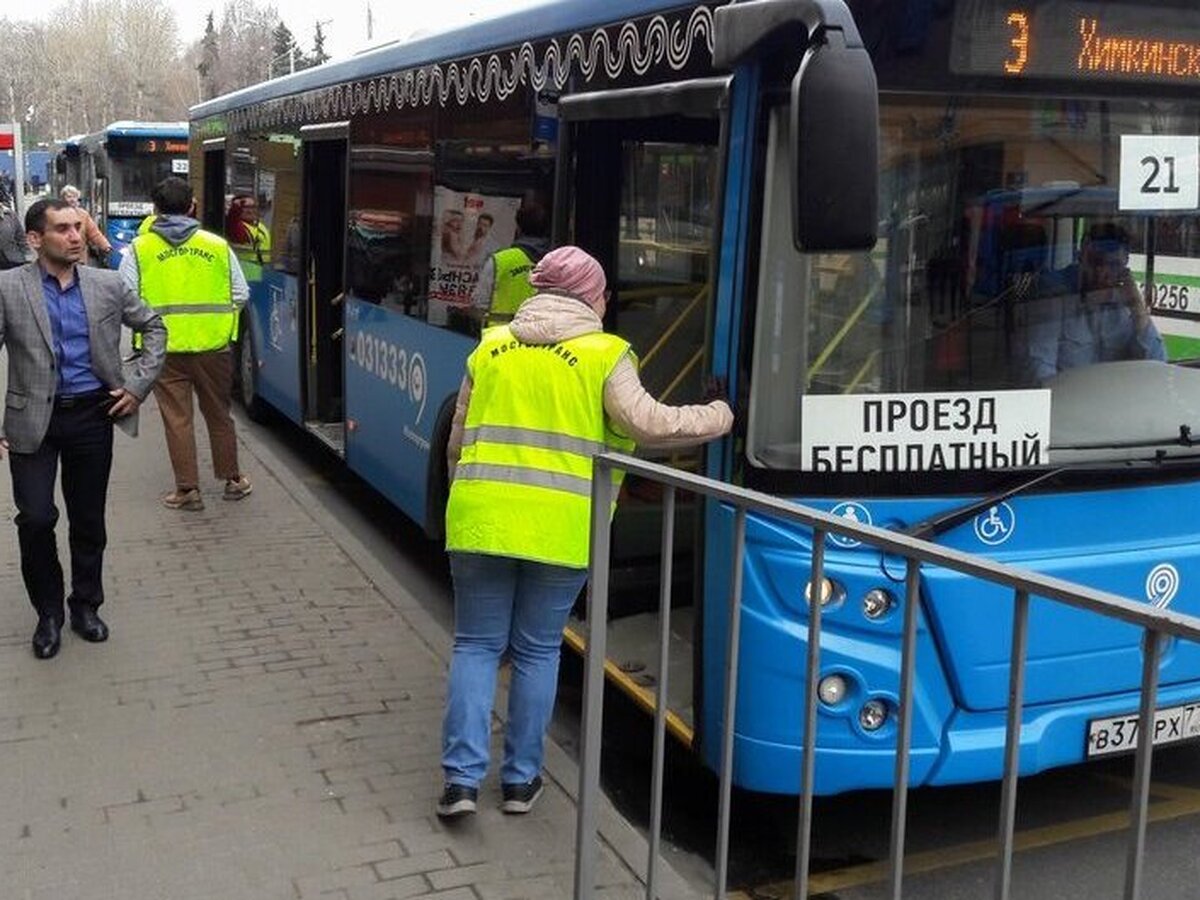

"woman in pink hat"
[436,245,732,818]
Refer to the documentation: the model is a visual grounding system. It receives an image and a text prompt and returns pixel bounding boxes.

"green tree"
[269,20,295,79]
[310,21,329,67]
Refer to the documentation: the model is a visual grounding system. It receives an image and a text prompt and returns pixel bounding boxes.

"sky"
[10,0,542,58]
[171,0,539,60]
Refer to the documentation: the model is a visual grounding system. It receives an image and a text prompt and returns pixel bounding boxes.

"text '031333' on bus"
[188,0,1200,797]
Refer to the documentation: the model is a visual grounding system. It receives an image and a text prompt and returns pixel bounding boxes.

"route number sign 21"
[1120,135,1200,212]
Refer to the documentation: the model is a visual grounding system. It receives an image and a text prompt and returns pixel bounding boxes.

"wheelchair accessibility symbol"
[974,502,1015,546]
[829,502,872,548]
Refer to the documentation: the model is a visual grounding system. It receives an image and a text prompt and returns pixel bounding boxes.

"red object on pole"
[0,131,14,151]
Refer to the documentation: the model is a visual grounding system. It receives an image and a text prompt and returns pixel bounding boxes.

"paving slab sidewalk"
[0,395,700,900]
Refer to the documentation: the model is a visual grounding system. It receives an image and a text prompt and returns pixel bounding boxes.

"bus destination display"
[132,139,188,154]
[951,1,1200,84]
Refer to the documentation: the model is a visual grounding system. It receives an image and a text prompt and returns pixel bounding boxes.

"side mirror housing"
[791,33,879,252]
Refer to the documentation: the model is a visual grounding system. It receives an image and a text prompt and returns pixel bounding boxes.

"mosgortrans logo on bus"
[802,390,1052,473]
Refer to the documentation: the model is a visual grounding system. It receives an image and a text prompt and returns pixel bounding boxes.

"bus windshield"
[107,145,181,209]
[749,96,1200,473]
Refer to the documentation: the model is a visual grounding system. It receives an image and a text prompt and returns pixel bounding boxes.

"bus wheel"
[236,324,268,422]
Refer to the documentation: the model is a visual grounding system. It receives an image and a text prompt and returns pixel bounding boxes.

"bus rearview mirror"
[791,37,879,252]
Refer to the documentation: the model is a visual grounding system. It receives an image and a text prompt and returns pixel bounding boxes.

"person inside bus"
[225,193,271,276]
[59,185,112,262]
[1022,222,1165,383]
[436,246,733,818]
[469,198,550,329]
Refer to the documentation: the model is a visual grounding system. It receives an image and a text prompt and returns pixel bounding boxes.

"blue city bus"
[190,0,1200,795]
[51,122,188,266]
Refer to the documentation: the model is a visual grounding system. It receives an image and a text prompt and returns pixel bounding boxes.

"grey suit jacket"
[0,262,167,453]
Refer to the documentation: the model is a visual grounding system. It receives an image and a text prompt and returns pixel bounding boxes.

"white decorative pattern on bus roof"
[206,6,715,136]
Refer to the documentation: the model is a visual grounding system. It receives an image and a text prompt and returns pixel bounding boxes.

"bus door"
[85,148,108,265]
[200,139,226,234]
[300,125,348,449]
[557,78,728,738]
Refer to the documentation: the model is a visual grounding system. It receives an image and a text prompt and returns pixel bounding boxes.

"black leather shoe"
[32,618,62,659]
[69,608,109,643]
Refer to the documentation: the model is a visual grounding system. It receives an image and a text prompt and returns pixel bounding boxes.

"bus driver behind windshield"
[1023,222,1166,383]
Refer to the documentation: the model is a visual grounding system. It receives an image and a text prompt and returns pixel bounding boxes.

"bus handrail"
[574,451,1200,900]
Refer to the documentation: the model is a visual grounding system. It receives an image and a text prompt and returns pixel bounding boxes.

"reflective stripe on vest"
[484,246,537,327]
[134,229,235,353]
[444,326,636,568]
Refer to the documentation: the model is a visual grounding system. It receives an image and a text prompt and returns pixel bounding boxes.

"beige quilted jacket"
[447,293,733,479]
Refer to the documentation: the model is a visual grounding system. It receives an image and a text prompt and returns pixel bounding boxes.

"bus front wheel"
[235,323,268,422]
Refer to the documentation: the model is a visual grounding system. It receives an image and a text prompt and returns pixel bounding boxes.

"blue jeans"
[442,552,588,787]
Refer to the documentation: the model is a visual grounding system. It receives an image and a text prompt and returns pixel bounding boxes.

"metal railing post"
[714,507,748,899]
[574,459,616,900]
[1124,629,1163,900]
[995,589,1030,900]
[647,486,677,900]
[888,557,922,900]
[566,454,1200,900]
[794,529,827,900]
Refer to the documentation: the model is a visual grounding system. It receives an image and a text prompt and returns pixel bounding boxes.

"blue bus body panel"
[343,297,472,526]
[921,482,1200,710]
[701,504,954,794]
[246,272,303,423]
[702,483,1200,794]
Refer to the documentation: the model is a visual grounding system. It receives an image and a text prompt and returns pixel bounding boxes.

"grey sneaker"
[223,476,253,500]
[500,775,544,814]
[435,783,478,818]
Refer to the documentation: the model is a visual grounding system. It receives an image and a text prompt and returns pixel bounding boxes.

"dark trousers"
[9,393,114,623]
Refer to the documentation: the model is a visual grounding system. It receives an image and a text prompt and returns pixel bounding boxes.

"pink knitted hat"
[529,245,607,310]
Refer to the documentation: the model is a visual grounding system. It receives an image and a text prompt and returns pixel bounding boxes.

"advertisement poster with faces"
[427,186,521,325]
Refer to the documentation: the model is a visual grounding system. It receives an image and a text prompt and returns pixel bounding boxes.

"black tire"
[424,395,457,540]
[235,321,269,422]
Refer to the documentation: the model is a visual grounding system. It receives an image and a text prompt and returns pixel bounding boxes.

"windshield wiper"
[903,431,1200,542]
[903,466,1070,541]
[1052,424,1199,452]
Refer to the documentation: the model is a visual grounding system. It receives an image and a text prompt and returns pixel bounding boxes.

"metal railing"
[573,452,1200,900]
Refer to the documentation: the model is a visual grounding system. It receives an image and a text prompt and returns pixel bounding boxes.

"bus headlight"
[858,699,889,731]
[817,674,848,706]
[862,588,895,620]
[805,577,844,608]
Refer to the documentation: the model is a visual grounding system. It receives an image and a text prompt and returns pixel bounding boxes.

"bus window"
[616,140,717,409]
[428,97,554,336]
[750,95,1200,472]
[346,150,433,313]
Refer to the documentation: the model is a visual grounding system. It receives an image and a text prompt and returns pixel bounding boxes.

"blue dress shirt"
[42,267,103,396]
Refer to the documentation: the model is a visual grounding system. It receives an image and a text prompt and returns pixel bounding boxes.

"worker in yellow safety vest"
[435,245,733,819]
[469,200,550,329]
[119,176,253,511]
[226,193,272,281]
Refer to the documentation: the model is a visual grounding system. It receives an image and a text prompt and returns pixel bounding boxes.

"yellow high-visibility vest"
[485,246,537,327]
[445,325,637,568]
[232,220,271,281]
[133,229,237,353]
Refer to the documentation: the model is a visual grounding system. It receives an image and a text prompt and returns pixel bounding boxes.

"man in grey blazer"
[0,198,166,659]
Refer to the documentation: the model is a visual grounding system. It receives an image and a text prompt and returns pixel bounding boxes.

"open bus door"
[200,139,226,234]
[555,78,728,744]
[300,124,348,452]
